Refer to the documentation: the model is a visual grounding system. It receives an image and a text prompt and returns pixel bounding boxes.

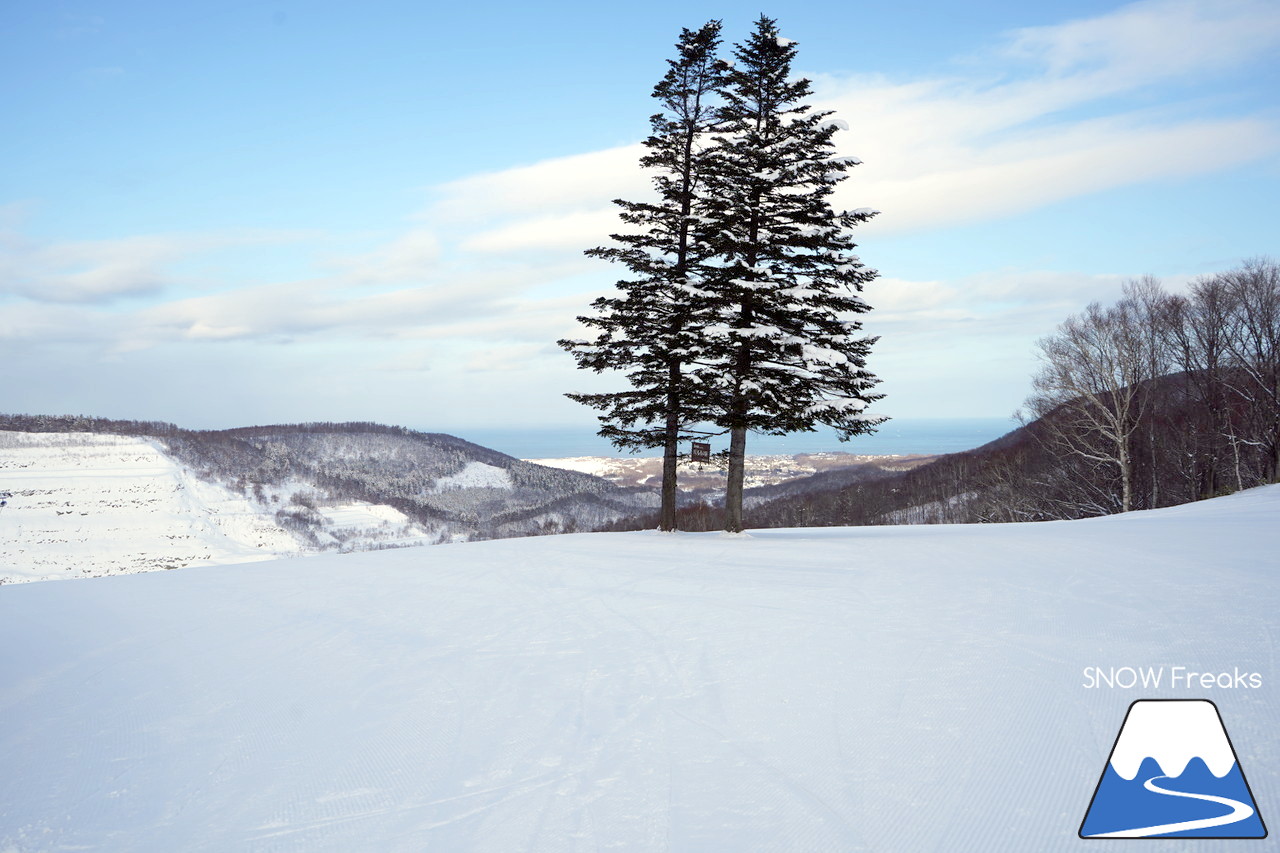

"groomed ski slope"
[0,432,303,581]
[0,432,438,583]
[3,486,1279,852]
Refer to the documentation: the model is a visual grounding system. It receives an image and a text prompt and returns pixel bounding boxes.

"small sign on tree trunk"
[691,441,711,463]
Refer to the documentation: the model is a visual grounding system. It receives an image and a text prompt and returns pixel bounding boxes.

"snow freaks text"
[1083,666,1263,690]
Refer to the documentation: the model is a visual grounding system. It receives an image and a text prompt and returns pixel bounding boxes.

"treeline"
[1021,258,1280,516]
[604,258,1280,530]
[0,413,186,436]
[598,431,1033,531]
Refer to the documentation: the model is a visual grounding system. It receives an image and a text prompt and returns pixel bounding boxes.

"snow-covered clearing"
[315,502,416,529]
[0,432,300,582]
[2,486,1279,851]
[431,461,513,491]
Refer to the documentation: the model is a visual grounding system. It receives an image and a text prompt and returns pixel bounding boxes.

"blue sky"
[2,0,1278,438]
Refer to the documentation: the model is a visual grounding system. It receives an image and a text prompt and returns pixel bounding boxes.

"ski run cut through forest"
[2,484,1278,852]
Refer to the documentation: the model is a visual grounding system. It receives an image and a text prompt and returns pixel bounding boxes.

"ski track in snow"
[1,486,1279,851]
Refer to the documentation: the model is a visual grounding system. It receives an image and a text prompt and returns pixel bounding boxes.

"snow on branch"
[803,397,870,416]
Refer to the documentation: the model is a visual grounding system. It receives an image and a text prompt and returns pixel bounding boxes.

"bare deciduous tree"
[1220,258,1280,483]
[1025,298,1152,513]
[1165,275,1244,497]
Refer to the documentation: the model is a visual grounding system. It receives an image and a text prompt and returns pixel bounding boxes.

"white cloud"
[459,208,621,254]
[1002,0,1280,87]
[124,278,498,347]
[7,0,1278,425]
[403,294,591,345]
[860,269,1163,416]
[428,144,647,225]
[405,0,1280,259]
[463,343,556,373]
[812,0,1280,235]
[420,144,651,258]
[866,269,1130,329]
[88,256,595,352]
[337,227,442,285]
[0,227,316,304]
[835,114,1275,234]
[371,347,438,373]
[1,233,177,303]
[0,301,107,344]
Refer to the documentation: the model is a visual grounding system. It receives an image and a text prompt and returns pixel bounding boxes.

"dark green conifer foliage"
[559,21,726,531]
[695,16,884,532]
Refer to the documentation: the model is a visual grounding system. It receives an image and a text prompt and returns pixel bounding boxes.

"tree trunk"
[660,377,680,531]
[660,138,694,532]
[1270,428,1280,484]
[1201,457,1216,501]
[724,425,747,533]
[1147,417,1159,508]
[1118,441,1132,513]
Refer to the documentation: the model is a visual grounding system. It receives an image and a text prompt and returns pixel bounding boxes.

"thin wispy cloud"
[414,0,1280,264]
[336,228,443,286]
[1,232,180,304]
[1002,0,1280,87]
[814,0,1274,233]
[0,227,318,305]
[3,0,1275,424]
[8,0,1273,343]
[818,0,1280,233]
[427,145,647,226]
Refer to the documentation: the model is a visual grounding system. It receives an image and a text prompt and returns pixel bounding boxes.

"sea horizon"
[446,417,1019,460]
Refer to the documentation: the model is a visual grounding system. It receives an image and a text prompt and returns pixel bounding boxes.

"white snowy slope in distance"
[0,432,436,583]
[3,486,1280,852]
[0,432,303,582]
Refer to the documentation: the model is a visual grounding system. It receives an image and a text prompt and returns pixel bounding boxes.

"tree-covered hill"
[0,415,657,542]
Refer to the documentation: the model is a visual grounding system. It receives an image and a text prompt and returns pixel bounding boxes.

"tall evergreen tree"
[694,16,884,532]
[559,21,726,531]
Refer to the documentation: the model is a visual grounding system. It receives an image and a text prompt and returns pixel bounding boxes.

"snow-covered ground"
[2,486,1279,851]
[526,451,928,490]
[0,432,302,582]
[431,460,513,491]
[0,432,438,583]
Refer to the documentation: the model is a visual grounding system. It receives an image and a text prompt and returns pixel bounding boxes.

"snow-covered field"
[430,460,513,491]
[0,432,437,583]
[0,432,302,582]
[2,486,1278,851]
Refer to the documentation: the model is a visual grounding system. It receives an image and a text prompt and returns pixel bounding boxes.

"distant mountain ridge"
[155,420,658,538]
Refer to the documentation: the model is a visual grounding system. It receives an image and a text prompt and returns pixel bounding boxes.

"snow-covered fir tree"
[559,21,726,532]
[694,16,884,532]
